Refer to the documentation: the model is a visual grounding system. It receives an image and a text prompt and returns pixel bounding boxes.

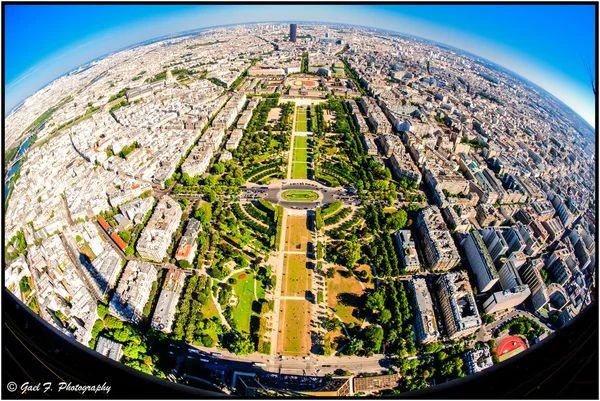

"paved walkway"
[209,279,231,331]
[268,209,288,356]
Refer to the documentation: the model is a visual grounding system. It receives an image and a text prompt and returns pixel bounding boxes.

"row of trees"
[172,275,222,347]
[335,278,415,359]
[361,279,415,357]
[326,208,366,240]
[315,99,398,204]
[327,203,408,275]
[92,313,173,379]
[322,200,343,216]
[324,207,352,226]
[495,316,544,340]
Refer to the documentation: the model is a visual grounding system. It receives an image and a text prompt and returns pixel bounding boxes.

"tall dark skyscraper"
[289,23,297,42]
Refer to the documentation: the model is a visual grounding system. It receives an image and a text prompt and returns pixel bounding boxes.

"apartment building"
[109,260,158,324]
[136,196,182,261]
[409,278,439,344]
[435,272,482,339]
[416,207,460,271]
[151,268,187,333]
[463,231,500,293]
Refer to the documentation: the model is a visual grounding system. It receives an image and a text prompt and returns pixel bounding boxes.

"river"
[4,135,34,205]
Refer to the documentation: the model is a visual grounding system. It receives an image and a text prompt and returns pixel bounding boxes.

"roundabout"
[281,189,319,202]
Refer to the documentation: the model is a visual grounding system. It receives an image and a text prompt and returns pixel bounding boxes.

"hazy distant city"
[4,21,596,396]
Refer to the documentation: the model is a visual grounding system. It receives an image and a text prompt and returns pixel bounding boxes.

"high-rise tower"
[289,23,297,42]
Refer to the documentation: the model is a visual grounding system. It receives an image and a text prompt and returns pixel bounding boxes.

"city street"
[181,343,392,376]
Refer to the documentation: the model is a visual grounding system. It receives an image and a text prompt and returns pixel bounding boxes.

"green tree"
[118,231,131,243]
[363,325,384,352]
[378,309,392,324]
[338,240,361,268]
[201,334,216,347]
[227,334,255,355]
[104,315,123,329]
[97,304,109,319]
[91,319,104,338]
[195,202,212,226]
[345,337,364,355]
[423,341,443,354]
[214,163,225,174]
[386,209,408,230]
[364,290,385,312]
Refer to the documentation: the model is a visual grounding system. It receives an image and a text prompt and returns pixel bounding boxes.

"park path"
[287,134,295,180]
[210,279,232,331]
[285,102,299,180]
[268,209,288,356]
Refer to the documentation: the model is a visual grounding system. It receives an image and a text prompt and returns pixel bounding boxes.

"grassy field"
[284,215,311,252]
[295,107,309,132]
[231,272,255,333]
[201,295,219,320]
[281,190,319,202]
[291,162,308,179]
[277,299,311,356]
[327,267,365,325]
[294,136,309,148]
[293,147,308,161]
[290,135,310,179]
[282,254,311,297]
[256,279,266,300]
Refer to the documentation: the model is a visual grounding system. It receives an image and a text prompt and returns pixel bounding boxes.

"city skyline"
[4,4,597,127]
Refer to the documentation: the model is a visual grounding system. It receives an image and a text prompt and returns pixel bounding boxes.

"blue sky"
[5,5,596,127]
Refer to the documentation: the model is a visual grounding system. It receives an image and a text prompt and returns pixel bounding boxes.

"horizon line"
[5,19,595,131]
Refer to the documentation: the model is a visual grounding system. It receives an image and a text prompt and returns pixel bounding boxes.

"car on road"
[303,357,310,360]
[200,358,210,363]
[322,364,331,367]
[189,348,200,355]
[253,362,267,367]
[211,352,222,357]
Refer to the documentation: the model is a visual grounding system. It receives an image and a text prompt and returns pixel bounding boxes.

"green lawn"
[281,190,319,202]
[291,162,308,179]
[201,295,219,320]
[293,147,308,161]
[296,119,308,132]
[295,107,310,132]
[282,254,311,297]
[280,299,311,356]
[231,272,255,333]
[256,279,266,300]
[294,136,309,149]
